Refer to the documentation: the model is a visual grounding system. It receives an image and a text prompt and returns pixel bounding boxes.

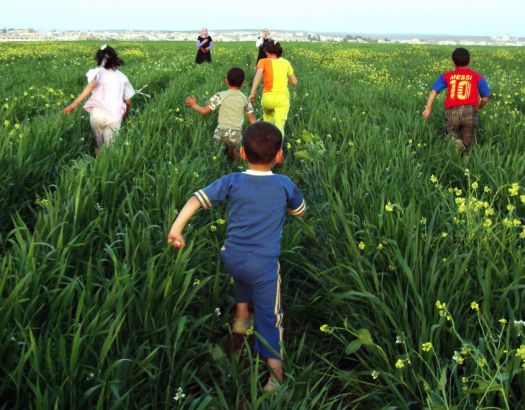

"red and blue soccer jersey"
[432,68,490,109]
[193,170,305,257]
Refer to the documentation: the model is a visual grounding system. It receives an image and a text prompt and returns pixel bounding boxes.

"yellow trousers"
[261,92,290,136]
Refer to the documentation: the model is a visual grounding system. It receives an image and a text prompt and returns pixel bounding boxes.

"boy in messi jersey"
[167,122,306,392]
[422,47,490,154]
[185,67,257,163]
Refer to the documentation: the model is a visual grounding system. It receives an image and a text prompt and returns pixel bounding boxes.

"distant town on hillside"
[1,28,523,46]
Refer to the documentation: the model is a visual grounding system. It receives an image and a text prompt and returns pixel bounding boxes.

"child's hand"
[421,108,431,119]
[249,93,256,103]
[185,96,197,107]
[63,103,76,115]
[168,230,185,249]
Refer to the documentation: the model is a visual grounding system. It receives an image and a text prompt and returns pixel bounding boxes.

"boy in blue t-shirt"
[167,122,305,392]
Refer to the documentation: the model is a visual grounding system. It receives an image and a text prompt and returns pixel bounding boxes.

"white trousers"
[89,108,122,147]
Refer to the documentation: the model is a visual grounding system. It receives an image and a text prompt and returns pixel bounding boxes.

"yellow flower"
[441,232,448,238]
[407,139,413,144]
[483,186,491,193]
[430,175,438,184]
[422,342,433,352]
[507,204,515,213]
[508,183,519,196]
[483,219,492,228]
[192,279,201,286]
[385,202,394,212]
[485,208,495,217]
[377,243,384,250]
[420,217,427,225]
[454,188,462,196]
[320,324,331,333]
[517,345,525,360]
[217,218,225,225]
[286,143,292,149]
[471,181,479,190]
[499,318,508,325]
[470,301,479,311]
[478,358,487,367]
[358,241,366,250]
[520,195,525,204]
[436,300,446,310]
[395,359,405,369]
[453,351,465,365]
[210,225,217,232]
[3,120,10,127]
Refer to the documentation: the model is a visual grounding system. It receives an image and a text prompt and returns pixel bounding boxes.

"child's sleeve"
[256,59,267,71]
[478,77,490,98]
[287,61,294,77]
[123,77,135,100]
[431,75,447,93]
[286,182,306,217]
[85,68,100,83]
[206,92,223,111]
[193,175,232,209]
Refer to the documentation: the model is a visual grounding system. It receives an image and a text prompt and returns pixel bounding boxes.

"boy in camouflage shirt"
[185,68,257,162]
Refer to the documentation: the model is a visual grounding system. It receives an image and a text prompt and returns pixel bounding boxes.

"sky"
[2,0,524,37]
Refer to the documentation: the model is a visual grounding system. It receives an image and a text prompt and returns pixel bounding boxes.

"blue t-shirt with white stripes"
[194,170,305,257]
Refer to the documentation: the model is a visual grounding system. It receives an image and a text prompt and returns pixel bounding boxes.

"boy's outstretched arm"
[478,96,489,111]
[247,111,257,124]
[249,68,264,103]
[185,96,212,115]
[167,196,202,248]
[63,79,96,114]
[422,90,437,119]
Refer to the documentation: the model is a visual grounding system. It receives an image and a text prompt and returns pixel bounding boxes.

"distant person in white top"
[63,45,134,156]
[256,28,272,63]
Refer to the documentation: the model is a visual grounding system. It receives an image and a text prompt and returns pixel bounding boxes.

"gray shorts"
[213,128,242,148]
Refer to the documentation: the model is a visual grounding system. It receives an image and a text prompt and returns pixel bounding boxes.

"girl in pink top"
[63,45,134,155]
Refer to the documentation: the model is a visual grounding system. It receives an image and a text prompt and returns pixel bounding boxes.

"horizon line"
[2,27,524,39]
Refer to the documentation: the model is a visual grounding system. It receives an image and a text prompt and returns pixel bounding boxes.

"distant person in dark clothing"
[256,28,272,63]
[195,28,213,64]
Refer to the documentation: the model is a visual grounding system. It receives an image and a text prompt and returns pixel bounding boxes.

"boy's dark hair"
[227,67,245,87]
[95,45,124,69]
[452,48,470,67]
[264,41,283,57]
[242,122,282,164]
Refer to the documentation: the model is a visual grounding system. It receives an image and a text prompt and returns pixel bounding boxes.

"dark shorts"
[445,105,479,149]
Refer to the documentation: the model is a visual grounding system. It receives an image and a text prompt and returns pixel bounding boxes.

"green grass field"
[0,41,524,409]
